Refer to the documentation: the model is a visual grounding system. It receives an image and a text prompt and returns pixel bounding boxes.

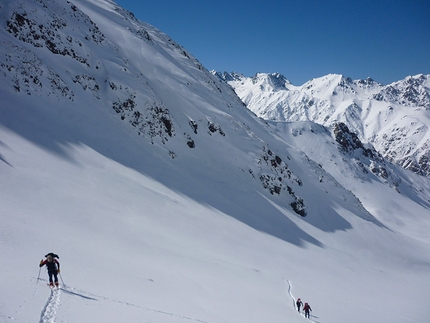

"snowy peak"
[301,74,382,101]
[216,71,293,92]
[374,74,430,107]
[219,71,430,177]
[251,72,291,91]
[301,74,344,99]
[211,71,243,82]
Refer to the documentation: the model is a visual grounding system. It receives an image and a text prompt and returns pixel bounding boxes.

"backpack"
[45,252,59,259]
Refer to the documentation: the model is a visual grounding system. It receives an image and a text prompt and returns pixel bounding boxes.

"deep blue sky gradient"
[114,0,429,85]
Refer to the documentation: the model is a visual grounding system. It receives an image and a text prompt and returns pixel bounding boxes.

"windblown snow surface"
[1,0,430,322]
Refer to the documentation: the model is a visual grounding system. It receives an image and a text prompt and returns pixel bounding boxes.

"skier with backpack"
[39,253,60,287]
[296,298,303,312]
[303,302,312,319]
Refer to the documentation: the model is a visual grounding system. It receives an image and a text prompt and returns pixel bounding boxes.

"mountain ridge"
[216,71,430,177]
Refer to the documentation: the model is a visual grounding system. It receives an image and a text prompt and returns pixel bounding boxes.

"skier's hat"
[45,252,59,259]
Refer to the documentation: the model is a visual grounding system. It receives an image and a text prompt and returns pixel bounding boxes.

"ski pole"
[37,267,41,284]
[59,272,65,287]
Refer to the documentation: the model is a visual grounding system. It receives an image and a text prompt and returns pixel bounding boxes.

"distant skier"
[296,298,303,312]
[39,253,60,287]
[303,302,312,318]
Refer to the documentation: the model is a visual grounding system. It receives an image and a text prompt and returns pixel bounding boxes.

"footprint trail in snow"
[39,287,61,323]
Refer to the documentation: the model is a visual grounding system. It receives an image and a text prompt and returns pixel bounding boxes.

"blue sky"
[114,0,429,85]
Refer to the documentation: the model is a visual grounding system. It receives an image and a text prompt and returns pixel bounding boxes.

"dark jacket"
[40,259,60,272]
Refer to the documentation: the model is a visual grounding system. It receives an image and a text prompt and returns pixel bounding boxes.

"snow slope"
[1,1,430,322]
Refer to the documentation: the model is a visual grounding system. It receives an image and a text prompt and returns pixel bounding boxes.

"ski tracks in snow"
[105,297,209,323]
[37,282,208,323]
[80,286,209,323]
[40,279,315,323]
[283,278,319,323]
[284,278,296,310]
[39,287,61,323]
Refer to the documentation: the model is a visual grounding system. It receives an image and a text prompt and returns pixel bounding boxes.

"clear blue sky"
[114,0,429,85]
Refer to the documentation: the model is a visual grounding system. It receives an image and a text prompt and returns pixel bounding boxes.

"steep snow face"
[0,0,314,214]
[219,72,430,177]
[1,1,430,323]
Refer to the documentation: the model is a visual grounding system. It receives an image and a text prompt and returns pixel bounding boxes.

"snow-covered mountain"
[216,72,430,177]
[1,1,430,322]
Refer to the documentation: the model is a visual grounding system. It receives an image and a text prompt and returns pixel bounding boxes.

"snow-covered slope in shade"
[1,1,430,323]
[218,72,430,177]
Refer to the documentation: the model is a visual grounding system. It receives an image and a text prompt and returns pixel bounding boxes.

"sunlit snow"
[1,1,430,323]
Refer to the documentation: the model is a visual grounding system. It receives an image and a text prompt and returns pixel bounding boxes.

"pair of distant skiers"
[296,298,312,318]
[39,253,60,287]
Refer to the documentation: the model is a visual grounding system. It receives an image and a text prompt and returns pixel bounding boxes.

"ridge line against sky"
[114,0,429,86]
